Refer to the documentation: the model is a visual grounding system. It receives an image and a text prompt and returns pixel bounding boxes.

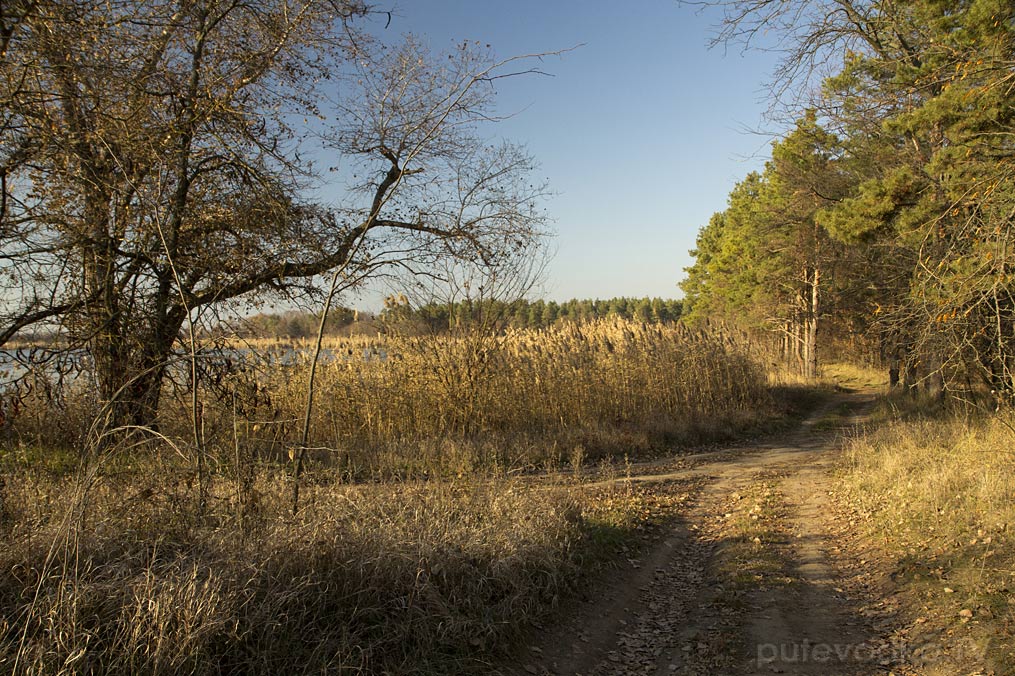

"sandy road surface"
[506,391,910,676]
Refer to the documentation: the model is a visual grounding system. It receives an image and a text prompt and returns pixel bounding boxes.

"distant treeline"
[234,308,372,339]
[230,298,684,339]
[382,297,683,331]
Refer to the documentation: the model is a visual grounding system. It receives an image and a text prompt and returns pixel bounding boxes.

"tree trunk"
[91,305,183,434]
[805,267,819,379]
[794,318,803,374]
[94,337,172,432]
[801,319,810,377]
[903,350,918,393]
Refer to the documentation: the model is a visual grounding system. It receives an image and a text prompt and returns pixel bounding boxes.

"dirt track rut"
[509,391,902,676]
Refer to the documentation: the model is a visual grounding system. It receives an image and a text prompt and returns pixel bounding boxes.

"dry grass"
[229,334,383,351]
[764,360,888,393]
[818,362,888,391]
[0,454,682,675]
[838,404,1015,672]
[6,320,779,477]
[4,319,782,484]
[0,318,788,674]
[209,319,776,477]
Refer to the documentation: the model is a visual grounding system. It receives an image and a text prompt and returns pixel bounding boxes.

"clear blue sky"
[355,1,782,305]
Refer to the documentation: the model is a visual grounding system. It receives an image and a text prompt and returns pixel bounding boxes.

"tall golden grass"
[222,318,775,477]
[0,318,780,674]
[6,319,776,473]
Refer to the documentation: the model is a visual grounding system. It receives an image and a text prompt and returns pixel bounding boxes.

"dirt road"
[508,390,908,676]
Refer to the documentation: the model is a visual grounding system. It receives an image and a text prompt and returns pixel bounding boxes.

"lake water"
[0,345,388,390]
[0,347,93,391]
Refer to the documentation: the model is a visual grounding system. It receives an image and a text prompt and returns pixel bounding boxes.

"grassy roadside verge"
[836,401,1015,674]
[0,459,697,675]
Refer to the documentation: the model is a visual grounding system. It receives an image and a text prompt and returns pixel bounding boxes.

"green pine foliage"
[380,297,683,332]
[686,0,1015,393]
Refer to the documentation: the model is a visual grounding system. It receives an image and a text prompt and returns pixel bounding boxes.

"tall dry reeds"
[238,318,774,476]
[4,320,775,476]
[0,318,782,674]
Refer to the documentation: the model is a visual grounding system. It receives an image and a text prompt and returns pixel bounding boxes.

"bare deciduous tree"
[0,1,552,430]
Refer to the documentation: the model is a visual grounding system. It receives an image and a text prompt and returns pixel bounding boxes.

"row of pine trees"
[381,297,683,332]
[235,297,683,339]
[682,1,1015,394]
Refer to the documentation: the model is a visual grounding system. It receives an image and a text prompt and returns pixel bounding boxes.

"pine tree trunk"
[793,318,804,375]
[805,267,819,379]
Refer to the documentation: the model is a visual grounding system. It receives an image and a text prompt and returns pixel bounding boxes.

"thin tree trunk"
[806,267,819,379]
[292,267,343,516]
[793,317,803,375]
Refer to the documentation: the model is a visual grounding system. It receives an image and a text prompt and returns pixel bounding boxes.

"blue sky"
[355,1,782,305]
